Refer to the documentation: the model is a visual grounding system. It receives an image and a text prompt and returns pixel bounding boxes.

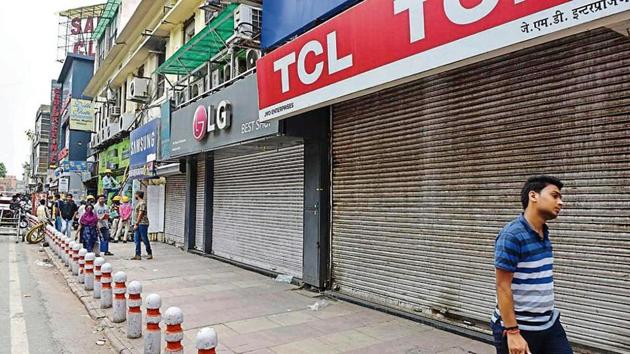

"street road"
[0,236,114,354]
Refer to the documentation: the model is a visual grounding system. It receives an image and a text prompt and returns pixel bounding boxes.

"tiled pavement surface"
[87,241,494,354]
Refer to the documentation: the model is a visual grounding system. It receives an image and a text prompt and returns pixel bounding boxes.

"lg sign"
[192,100,232,141]
[258,0,630,120]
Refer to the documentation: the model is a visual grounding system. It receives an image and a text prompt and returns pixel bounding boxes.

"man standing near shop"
[59,193,78,239]
[52,194,62,231]
[130,191,152,260]
[116,196,132,242]
[94,195,114,256]
[492,176,572,354]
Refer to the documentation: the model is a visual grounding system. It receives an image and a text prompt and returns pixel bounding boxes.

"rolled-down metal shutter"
[196,158,206,251]
[164,175,186,245]
[213,145,304,278]
[332,29,630,353]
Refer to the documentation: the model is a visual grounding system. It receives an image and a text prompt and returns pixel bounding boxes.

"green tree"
[0,162,6,178]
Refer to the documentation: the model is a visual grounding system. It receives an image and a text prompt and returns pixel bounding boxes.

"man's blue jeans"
[493,317,573,354]
[134,224,152,256]
[99,227,110,253]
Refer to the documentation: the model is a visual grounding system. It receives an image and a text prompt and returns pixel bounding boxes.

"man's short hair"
[40,199,46,205]
[521,175,564,210]
[98,194,106,200]
[135,191,144,199]
[66,193,73,198]
[55,194,61,199]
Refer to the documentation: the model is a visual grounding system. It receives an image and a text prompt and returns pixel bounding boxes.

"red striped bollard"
[127,281,142,339]
[84,252,95,290]
[100,263,113,308]
[164,307,184,353]
[144,294,161,354]
[93,257,105,299]
[196,327,218,354]
[112,271,127,323]
[71,243,80,275]
[77,248,87,284]
[64,237,71,266]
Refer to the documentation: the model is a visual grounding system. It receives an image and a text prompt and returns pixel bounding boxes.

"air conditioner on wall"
[191,81,204,98]
[128,77,151,102]
[245,49,260,70]
[234,5,262,39]
[211,69,223,88]
[120,112,135,132]
[176,90,188,106]
[223,63,232,82]
[106,88,117,103]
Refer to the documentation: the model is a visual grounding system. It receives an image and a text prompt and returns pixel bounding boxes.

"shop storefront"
[170,74,329,283]
[256,1,630,352]
[97,139,130,197]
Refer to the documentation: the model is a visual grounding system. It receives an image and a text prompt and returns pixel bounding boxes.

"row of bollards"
[43,225,218,353]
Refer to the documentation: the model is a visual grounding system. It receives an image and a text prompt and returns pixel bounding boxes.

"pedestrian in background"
[76,200,87,242]
[36,199,50,224]
[94,195,114,256]
[492,176,571,354]
[116,195,132,243]
[130,191,152,260]
[52,193,62,231]
[59,193,78,239]
[79,204,99,255]
[110,195,121,242]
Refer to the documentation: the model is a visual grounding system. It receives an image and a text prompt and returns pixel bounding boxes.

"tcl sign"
[192,100,232,141]
[257,0,630,121]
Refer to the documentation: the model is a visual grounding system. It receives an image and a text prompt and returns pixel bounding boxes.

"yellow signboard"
[69,99,95,131]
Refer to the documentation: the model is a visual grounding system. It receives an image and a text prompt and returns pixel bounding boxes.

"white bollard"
[77,249,87,284]
[164,307,184,354]
[64,237,71,266]
[84,253,95,290]
[144,294,161,354]
[93,257,105,299]
[196,327,218,354]
[71,243,80,275]
[112,271,127,323]
[127,281,142,339]
[100,263,113,309]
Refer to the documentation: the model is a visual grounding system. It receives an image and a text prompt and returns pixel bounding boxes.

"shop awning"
[92,0,121,41]
[155,4,237,76]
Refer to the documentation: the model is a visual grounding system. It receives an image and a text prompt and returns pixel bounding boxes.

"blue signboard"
[261,0,359,50]
[129,119,159,168]
[58,160,90,173]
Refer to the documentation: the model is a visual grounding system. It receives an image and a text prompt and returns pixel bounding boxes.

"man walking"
[492,176,571,354]
[94,195,114,256]
[130,191,152,260]
[52,194,62,231]
[59,194,79,239]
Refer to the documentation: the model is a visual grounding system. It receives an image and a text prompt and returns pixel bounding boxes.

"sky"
[0,0,102,179]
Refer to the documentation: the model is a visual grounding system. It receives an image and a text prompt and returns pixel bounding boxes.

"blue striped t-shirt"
[491,214,558,331]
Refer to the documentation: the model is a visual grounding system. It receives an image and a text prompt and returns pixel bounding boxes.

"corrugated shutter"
[164,175,186,245]
[213,145,305,278]
[331,29,630,353]
[196,158,206,251]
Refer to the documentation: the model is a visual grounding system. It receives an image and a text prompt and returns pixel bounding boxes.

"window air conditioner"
[245,49,260,71]
[223,63,232,82]
[211,69,223,88]
[128,77,151,102]
[110,106,121,117]
[234,5,261,39]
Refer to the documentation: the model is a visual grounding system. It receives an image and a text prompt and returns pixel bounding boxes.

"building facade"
[255,1,630,353]
[29,105,51,192]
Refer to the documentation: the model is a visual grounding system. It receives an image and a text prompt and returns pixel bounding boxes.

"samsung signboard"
[261,0,360,50]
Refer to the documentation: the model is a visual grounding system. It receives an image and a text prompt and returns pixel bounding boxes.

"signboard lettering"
[257,0,630,121]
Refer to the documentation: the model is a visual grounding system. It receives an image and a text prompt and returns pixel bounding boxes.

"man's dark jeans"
[134,224,152,256]
[493,317,573,354]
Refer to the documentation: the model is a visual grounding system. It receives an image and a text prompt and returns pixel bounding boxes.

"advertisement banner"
[49,82,62,166]
[58,177,69,193]
[257,0,630,121]
[68,99,95,131]
[160,101,172,160]
[170,75,279,158]
[58,160,91,173]
[130,119,159,168]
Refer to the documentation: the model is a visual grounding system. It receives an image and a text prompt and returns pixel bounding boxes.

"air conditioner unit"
[128,77,151,102]
[223,63,232,82]
[211,69,223,88]
[234,5,261,39]
[245,49,260,70]
[191,80,204,98]
[110,106,121,117]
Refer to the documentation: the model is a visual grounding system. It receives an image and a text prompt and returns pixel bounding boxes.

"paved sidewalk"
[73,241,494,354]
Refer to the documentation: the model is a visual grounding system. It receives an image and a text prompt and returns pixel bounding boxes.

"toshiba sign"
[257,0,630,121]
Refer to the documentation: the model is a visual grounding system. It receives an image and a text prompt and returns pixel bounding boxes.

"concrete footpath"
[48,240,494,354]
